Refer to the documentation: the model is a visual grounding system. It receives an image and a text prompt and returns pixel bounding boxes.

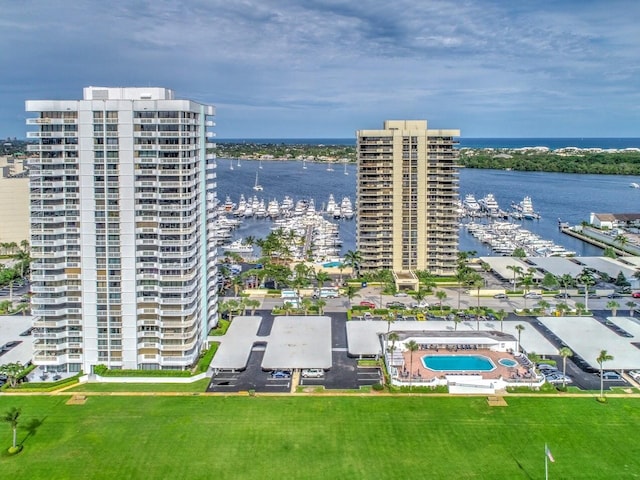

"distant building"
[26,86,217,373]
[590,212,640,230]
[356,120,460,288]
[0,156,29,245]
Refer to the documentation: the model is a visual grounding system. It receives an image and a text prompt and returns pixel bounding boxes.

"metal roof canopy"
[539,316,640,370]
[261,316,332,370]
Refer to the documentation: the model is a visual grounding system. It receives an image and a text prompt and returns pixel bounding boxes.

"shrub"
[209,319,230,336]
[196,343,219,373]
[371,383,384,391]
[94,364,191,377]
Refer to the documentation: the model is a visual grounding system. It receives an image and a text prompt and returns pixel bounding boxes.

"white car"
[629,370,640,382]
[394,292,408,297]
[302,369,324,378]
[523,292,542,299]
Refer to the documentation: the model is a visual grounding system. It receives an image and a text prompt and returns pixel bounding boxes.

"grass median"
[0,396,638,478]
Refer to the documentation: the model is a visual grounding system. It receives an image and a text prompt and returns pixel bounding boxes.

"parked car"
[359,301,376,308]
[301,369,324,378]
[386,301,406,309]
[629,370,640,381]
[600,371,623,381]
[363,312,373,320]
[524,292,542,299]
[493,293,507,299]
[554,293,571,299]
[607,292,622,299]
[270,370,291,379]
[409,300,429,309]
[632,292,640,298]
[393,291,408,297]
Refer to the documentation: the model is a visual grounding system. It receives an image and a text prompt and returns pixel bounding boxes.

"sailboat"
[343,159,349,175]
[259,159,263,169]
[237,157,241,168]
[230,159,234,171]
[253,171,263,191]
[302,158,307,169]
[326,160,334,172]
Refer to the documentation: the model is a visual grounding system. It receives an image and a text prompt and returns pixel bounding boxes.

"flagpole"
[545,443,549,480]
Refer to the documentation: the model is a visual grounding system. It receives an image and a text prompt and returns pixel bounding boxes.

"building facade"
[356,120,459,287]
[26,87,217,373]
[0,157,29,245]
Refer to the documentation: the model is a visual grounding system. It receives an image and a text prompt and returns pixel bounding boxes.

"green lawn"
[64,378,210,393]
[0,396,639,479]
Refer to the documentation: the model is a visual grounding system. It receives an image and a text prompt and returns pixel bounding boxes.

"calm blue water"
[215,158,640,257]
[422,355,495,372]
[217,138,640,149]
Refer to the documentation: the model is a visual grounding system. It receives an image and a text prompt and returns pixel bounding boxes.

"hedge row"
[93,364,192,377]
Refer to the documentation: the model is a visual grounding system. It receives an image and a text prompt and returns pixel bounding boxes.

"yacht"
[518,196,539,220]
[340,196,354,219]
[223,196,235,213]
[234,194,247,217]
[221,238,253,254]
[463,194,481,212]
[267,199,280,218]
[255,199,267,218]
[325,194,337,216]
[631,182,640,188]
[479,193,500,215]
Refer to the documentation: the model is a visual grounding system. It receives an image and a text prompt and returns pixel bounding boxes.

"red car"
[632,292,640,298]
[359,301,376,308]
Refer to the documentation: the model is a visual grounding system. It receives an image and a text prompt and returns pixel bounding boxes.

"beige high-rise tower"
[356,120,460,288]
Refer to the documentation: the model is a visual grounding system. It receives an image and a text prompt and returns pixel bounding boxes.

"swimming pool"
[322,261,343,268]
[498,358,518,368]
[421,355,496,372]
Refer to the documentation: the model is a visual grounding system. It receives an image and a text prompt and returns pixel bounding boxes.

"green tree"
[515,324,525,352]
[606,300,620,317]
[536,300,550,315]
[343,250,363,279]
[626,301,636,317]
[557,274,574,297]
[2,407,21,451]
[575,302,586,316]
[614,271,630,287]
[576,269,596,312]
[506,265,523,291]
[0,362,25,388]
[603,246,617,258]
[559,347,573,389]
[245,299,261,315]
[541,272,558,291]
[315,271,331,289]
[315,298,326,315]
[512,247,526,259]
[388,332,399,356]
[301,298,313,315]
[597,350,614,400]
[406,340,419,391]
[495,309,508,332]
[435,290,447,315]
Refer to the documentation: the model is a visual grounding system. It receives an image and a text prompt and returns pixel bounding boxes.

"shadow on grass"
[19,416,46,447]
[511,453,534,479]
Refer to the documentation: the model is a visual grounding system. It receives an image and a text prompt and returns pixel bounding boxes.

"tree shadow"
[511,453,534,479]
[19,416,46,446]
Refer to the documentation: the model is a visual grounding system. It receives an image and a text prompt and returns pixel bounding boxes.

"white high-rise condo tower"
[26,87,218,373]
[356,120,460,290]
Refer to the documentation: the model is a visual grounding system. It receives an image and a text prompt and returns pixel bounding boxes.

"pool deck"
[399,348,532,382]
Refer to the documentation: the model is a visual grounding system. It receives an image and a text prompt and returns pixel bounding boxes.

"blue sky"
[2,0,639,139]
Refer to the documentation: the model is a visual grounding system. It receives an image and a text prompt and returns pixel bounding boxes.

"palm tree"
[557,273,574,297]
[521,274,534,309]
[406,340,419,391]
[301,298,313,315]
[495,309,507,332]
[506,265,523,292]
[315,298,326,315]
[515,324,525,353]
[315,271,331,289]
[536,300,550,315]
[597,350,614,400]
[626,301,636,317]
[559,347,573,389]
[453,316,461,331]
[575,302,586,316]
[2,407,21,451]
[606,300,620,317]
[435,290,447,315]
[576,269,596,312]
[245,299,260,315]
[454,266,470,310]
[386,312,395,334]
[614,233,628,253]
[388,332,399,355]
[343,250,363,279]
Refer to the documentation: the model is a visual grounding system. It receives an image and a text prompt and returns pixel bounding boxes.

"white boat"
[253,172,263,191]
[281,195,294,213]
[340,196,354,219]
[234,194,247,217]
[518,196,539,220]
[463,194,481,211]
[223,196,235,212]
[255,200,267,218]
[267,199,280,218]
[479,193,500,215]
[343,159,349,175]
[326,194,337,216]
[326,161,334,172]
[302,158,307,169]
[221,238,253,254]
[259,159,263,169]
[631,182,640,188]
